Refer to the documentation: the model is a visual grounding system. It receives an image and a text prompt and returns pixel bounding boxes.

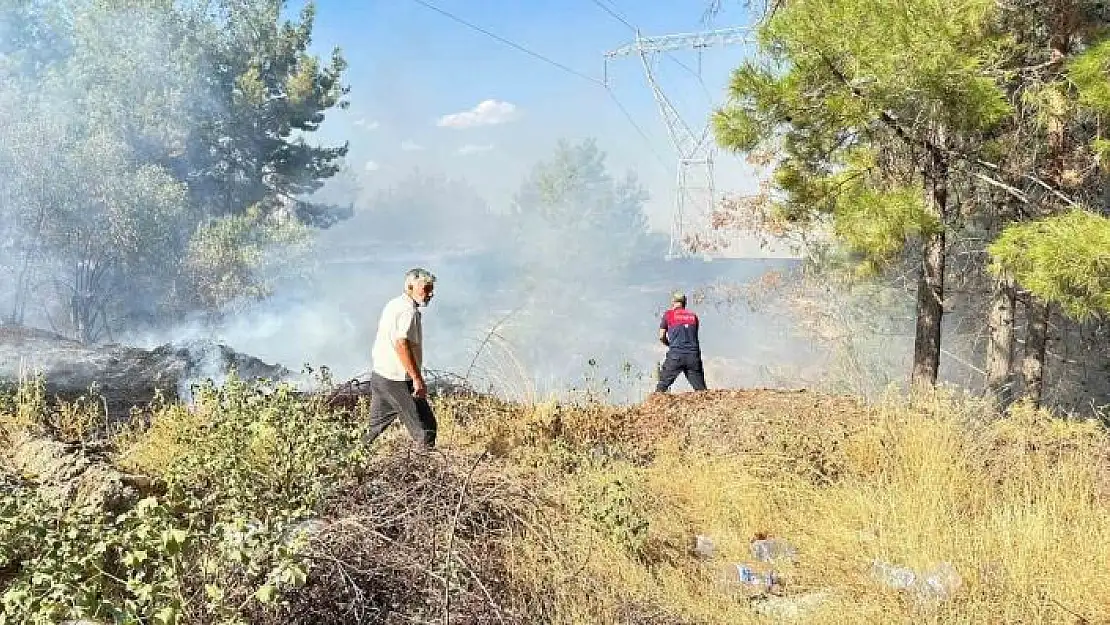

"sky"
[291,0,780,255]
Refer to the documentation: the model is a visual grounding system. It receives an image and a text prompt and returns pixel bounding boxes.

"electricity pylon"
[605,26,753,259]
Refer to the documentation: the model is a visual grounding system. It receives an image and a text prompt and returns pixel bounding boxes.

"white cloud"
[364,160,380,172]
[457,144,493,156]
[354,118,380,131]
[437,100,519,129]
[400,140,425,152]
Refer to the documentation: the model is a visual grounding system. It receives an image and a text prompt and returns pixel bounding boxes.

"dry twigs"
[250,449,531,625]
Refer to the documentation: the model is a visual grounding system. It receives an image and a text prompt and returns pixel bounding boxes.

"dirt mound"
[550,389,876,480]
[629,388,870,441]
[4,430,159,514]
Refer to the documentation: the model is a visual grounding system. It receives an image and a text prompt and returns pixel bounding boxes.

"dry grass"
[439,388,1110,624]
[3,379,1107,624]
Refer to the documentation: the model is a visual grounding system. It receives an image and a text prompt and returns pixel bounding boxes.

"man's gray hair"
[405,267,436,289]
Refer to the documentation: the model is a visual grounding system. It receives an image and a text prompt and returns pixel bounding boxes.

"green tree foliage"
[1072,40,1110,116]
[984,6,1110,324]
[187,1,350,223]
[989,210,1110,320]
[0,1,200,339]
[185,206,311,312]
[713,0,1012,387]
[0,0,349,339]
[511,138,657,285]
[713,0,1009,258]
[715,0,1110,404]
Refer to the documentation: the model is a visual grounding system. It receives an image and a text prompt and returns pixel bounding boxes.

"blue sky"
[294,0,769,248]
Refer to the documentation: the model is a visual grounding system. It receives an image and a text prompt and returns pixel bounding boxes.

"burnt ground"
[0,324,289,417]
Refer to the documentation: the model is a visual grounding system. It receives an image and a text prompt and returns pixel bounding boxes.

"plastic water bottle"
[870,560,961,601]
[724,563,777,593]
[692,534,715,558]
[870,560,917,590]
[750,537,797,563]
[919,562,962,601]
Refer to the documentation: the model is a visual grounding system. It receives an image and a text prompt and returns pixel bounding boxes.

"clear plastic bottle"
[870,560,917,590]
[692,534,716,558]
[724,563,778,593]
[870,560,961,601]
[919,562,961,600]
[750,537,797,563]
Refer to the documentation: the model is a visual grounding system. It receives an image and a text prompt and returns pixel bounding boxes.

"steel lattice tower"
[605,26,753,259]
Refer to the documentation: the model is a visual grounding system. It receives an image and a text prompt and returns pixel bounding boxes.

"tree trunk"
[986,273,1017,407]
[9,195,48,326]
[911,146,948,390]
[8,254,30,325]
[1022,298,1050,408]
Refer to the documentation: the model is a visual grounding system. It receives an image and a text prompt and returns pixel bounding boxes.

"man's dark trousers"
[655,351,707,392]
[366,372,437,448]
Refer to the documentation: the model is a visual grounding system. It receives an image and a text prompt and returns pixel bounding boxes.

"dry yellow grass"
[444,388,1110,624]
[4,378,1106,624]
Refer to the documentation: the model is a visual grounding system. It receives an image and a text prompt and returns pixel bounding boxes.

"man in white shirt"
[366,267,437,448]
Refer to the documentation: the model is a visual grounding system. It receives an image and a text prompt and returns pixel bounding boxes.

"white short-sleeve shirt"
[371,293,422,381]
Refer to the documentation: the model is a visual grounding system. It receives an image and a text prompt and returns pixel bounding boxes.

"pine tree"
[713,0,1011,388]
[981,0,1110,406]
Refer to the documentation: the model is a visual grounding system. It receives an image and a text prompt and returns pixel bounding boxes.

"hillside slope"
[1,382,1107,624]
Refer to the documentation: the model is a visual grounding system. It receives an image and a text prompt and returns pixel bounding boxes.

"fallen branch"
[444,450,489,625]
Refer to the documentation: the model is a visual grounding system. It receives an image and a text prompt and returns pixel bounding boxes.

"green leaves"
[0,375,354,622]
[0,0,350,332]
[511,138,655,284]
[1068,39,1110,115]
[770,0,1008,129]
[0,488,192,623]
[989,210,1110,320]
[711,63,784,152]
[713,0,1016,279]
[254,583,276,604]
[184,206,311,310]
[835,185,938,272]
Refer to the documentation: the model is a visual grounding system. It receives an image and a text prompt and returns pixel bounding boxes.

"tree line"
[713,0,1110,410]
[0,0,350,342]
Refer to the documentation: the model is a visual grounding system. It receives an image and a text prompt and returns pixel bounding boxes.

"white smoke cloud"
[457,144,493,156]
[437,99,519,129]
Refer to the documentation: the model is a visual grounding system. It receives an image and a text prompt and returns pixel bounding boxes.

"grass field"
[1,377,1106,624]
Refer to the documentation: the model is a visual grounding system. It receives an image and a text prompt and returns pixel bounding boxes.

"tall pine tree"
[713,0,1011,388]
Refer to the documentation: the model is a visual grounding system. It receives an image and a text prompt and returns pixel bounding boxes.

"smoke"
[0,0,212,340]
[0,1,845,404]
[129,154,825,404]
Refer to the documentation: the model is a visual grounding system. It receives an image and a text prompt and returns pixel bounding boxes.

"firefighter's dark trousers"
[366,372,437,448]
[655,351,707,393]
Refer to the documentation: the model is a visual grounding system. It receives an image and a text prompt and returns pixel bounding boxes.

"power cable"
[408,0,670,171]
[604,90,670,169]
[409,0,603,86]
[590,0,635,30]
[588,0,713,98]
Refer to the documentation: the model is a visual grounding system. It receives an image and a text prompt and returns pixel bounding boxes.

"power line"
[604,90,670,170]
[408,0,669,171]
[586,0,713,99]
[409,0,603,86]
[590,0,635,30]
